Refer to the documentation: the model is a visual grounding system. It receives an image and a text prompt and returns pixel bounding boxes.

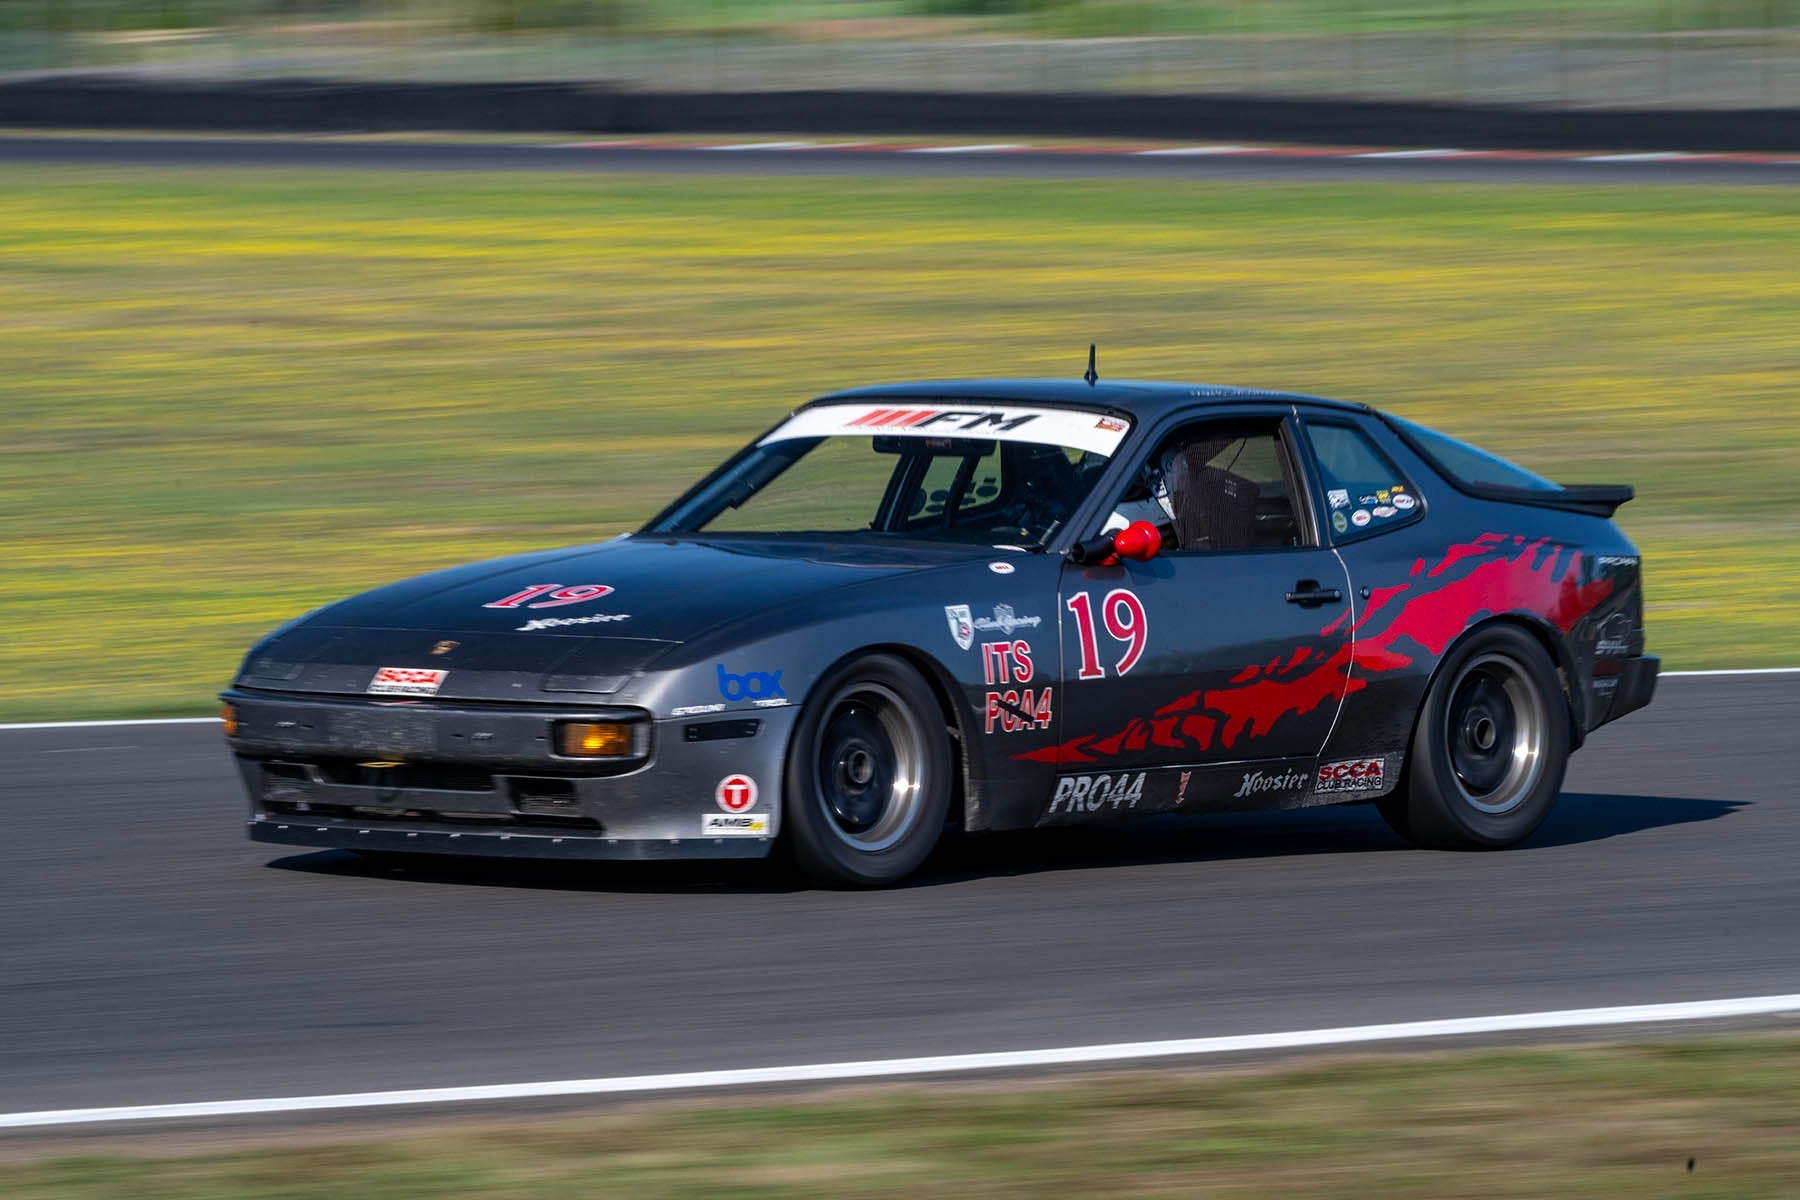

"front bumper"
[224,689,794,860]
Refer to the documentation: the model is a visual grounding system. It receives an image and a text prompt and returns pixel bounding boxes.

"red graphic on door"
[1016,534,1612,765]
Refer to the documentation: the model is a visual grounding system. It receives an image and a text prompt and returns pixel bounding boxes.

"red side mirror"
[1112,520,1161,562]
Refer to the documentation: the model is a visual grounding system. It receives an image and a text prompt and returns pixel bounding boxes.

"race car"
[223,376,1658,886]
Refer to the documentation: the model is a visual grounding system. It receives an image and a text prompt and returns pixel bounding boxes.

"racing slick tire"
[1379,624,1570,850]
[784,653,953,888]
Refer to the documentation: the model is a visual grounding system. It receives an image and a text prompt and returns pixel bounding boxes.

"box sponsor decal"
[703,813,770,837]
[1315,757,1386,794]
[717,666,786,705]
[367,667,446,697]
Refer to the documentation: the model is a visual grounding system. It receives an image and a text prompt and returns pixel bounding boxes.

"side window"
[1303,422,1422,540]
[1103,418,1307,552]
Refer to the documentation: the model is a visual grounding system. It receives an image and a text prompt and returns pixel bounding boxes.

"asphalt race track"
[1,134,1796,185]
[1,672,1795,1123]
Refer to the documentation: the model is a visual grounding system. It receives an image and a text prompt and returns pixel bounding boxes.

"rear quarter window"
[1302,421,1422,540]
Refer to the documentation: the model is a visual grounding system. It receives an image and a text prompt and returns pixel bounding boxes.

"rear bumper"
[225,688,793,859]
[1607,654,1659,722]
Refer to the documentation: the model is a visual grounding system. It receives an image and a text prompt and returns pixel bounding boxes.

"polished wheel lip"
[812,679,925,854]
[1444,651,1546,816]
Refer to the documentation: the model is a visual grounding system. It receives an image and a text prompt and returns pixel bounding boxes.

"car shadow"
[263,791,1744,894]
[913,791,1747,885]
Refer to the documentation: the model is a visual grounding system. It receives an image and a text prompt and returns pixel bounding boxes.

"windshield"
[650,402,1130,549]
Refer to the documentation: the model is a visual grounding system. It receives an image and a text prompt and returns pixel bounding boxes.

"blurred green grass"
[7,1035,1800,1197]
[1,166,1795,721]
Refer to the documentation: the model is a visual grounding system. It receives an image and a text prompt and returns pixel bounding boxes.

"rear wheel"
[1379,625,1569,849]
[784,654,952,888]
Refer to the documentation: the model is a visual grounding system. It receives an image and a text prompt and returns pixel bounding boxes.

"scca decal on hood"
[764,403,1131,457]
[1016,534,1614,766]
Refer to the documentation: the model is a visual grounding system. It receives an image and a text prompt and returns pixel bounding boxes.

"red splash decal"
[1205,643,1358,749]
[1346,583,1412,635]
[1179,715,1217,750]
[1430,532,1508,577]
[1156,691,1201,717]
[1015,534,1613,766]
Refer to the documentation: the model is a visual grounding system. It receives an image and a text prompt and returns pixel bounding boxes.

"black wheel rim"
[812,680,924,853]
[1443,651,1547,815]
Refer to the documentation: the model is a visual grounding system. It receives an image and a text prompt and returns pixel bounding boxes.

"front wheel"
[1379,624,1570,849]
[784,654,952,888]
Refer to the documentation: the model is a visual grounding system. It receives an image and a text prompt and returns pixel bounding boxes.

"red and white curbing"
[552,138,1800,166]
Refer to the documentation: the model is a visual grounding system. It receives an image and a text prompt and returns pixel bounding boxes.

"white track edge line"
[0,667,1793,732]
[3,992,1796,1129]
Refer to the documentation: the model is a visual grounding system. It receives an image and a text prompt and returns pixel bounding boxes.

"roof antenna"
[1083,343,1098,387]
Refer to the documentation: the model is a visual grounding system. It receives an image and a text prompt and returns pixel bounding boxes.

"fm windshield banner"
[766,404,1132,457]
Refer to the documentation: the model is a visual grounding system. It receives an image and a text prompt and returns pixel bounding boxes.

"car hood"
[240,536,995,700]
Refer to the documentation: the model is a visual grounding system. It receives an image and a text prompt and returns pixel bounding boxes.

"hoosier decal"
[1233,767,1309,800]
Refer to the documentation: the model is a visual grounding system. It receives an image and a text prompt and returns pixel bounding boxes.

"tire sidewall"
[783,653,952,887]
[1408,624,1570,849]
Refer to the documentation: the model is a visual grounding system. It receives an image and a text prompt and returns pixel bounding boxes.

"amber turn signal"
[557,721,633,758]
[220,701,239,737]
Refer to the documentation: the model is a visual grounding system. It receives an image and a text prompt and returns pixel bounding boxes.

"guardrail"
[2,79,1796,152]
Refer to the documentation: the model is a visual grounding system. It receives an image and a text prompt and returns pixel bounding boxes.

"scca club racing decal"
[982,640,1052,733]
[367,666,445,697]
[1019,535,1613,766]
[1315,757,1387,795]
[1048,771,1146,815]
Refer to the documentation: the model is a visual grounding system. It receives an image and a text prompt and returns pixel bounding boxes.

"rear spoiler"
[1473,483,1635,518]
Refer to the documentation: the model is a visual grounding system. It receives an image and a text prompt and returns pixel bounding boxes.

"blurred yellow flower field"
[1,167,1794,720]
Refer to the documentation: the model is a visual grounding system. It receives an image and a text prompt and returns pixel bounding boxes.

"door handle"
[1285,580,1343,607]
